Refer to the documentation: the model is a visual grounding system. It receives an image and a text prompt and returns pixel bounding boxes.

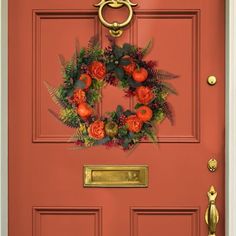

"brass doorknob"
[207,76,217,86]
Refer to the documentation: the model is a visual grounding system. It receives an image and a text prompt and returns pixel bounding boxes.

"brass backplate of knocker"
[94,0,137,37]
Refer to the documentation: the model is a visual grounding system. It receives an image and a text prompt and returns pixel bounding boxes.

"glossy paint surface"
[9,0,225,235]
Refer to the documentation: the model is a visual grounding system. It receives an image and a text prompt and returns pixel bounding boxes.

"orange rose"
[126,115,143,133]
[123,57,136,75]
[90,61,106,80]
[72,89,86,104]
[136,86,154,104]
[88,120,105,140]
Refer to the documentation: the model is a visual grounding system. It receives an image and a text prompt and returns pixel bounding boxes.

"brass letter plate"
[84,165,148,187]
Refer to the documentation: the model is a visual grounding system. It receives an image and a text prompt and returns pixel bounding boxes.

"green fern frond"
[48,108,78,128]
[44,81,67,108]
[154,110,166,124]
[161,82,178,95]
[48,109,61,122]
[58,54,66,67]
[157,70,178,80]
[141,40,153,56]
[88,35,100,49]
[67,129,82,142]
[65,61,74,77]
[145,128,157,143]
[59,108,80,128]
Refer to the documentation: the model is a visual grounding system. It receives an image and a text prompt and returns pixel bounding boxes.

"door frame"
[1,0,236,235]
[1,0,8,235]
[225,0,236,235]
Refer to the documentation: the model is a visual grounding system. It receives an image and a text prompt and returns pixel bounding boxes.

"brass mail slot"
[84,165,148,187]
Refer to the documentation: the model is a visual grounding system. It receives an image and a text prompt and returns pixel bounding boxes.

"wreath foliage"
[46,37,178,150]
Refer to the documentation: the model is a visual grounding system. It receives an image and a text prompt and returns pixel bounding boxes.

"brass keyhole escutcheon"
[207,75,217,86]
[208,158,218,172]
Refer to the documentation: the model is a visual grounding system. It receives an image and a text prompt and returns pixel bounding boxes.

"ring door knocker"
[94,0,138,37]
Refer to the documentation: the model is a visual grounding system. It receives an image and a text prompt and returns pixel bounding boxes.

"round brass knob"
[207,75,217,86]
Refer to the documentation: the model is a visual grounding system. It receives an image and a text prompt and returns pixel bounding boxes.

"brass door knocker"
[94,0,137,37]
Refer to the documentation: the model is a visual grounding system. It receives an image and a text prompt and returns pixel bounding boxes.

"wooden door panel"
[134,11,200,142]
[131,208,199,236]
[33,207,102,236]
[33,11,99,142]
[34,10,200,143]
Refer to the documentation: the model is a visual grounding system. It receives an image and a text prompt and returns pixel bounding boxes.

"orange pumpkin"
[132,68,148,82]
[79,73,92,89]
[77,102,92,119]
[136,105,153,122]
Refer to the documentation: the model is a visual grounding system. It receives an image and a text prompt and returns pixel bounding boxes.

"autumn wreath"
[46,37,178,150]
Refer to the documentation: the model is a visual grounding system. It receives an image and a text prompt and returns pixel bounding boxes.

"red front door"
[9,0,225,235]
